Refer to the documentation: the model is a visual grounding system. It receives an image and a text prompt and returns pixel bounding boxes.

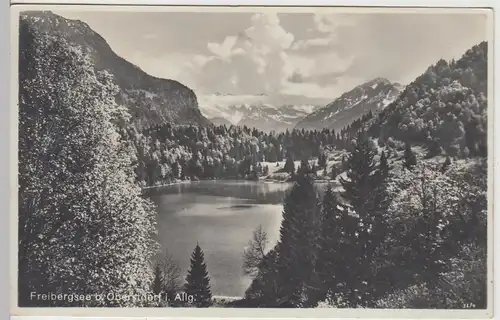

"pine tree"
[403,142,417,170]
[330,165,339,180]
[311,163,318,175]
[441,155,452,172]
[315,185,342,301]
[275,175,321,307]
[284,155,295,174]
[379,151,390,180]
[340,132,376,217]
[341,154,347,171]
[185,243,213,307]
[152,263,164,296]
[339,131,379,306]
[263,165,270,176]
[298,158,311,176]
[318,153,327,168]
[369,150,393,301]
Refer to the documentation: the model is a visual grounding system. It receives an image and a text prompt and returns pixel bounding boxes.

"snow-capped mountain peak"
[295,78,402,132]
[198,93,322,132]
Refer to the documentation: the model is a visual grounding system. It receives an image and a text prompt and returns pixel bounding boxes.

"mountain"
[202,102,322,132]
[198,94,322,132]
[237,104,323,132]
[210,117,233,126]
[20,11,210,129]
[365,42,488,158]
[198,93,325,132]
[295,78,402,132]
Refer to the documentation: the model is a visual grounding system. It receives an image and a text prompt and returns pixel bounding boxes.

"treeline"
[122,119,368,187]
[238,132,487,308]
[18,15,489,309]
[368,42,488,158]
[123,43,488,189]
[18,17,158,306]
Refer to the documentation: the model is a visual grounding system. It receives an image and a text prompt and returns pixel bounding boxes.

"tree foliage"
[242,225,269,278]
[18,20,158,307]
[185,244,213,307]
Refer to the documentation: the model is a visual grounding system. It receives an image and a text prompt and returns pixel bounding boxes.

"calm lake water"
[148,180,333,297]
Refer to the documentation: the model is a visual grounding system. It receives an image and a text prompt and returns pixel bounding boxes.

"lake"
[148,179,334,298]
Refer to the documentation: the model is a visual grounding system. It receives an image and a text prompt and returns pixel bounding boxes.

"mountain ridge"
[295,77,402,132]
[20,11,211,129]
[200,101,322,132]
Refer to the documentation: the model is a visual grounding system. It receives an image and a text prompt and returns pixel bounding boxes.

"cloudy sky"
[56,9,488,105]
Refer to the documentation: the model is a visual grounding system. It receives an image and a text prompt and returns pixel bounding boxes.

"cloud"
[207,36,245,61]
[129,11,488,102]
[298,12,488,85]
[313,14,358,34]
[161,12,361,100]
[291,37,332,51]
[183,12,297,95]
[287,71,306,83]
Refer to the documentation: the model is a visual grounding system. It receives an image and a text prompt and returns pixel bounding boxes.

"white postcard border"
[8,2,497,319]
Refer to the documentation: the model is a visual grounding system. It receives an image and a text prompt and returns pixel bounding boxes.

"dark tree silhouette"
[275,175,321,307]
[185,243,213,307]
[284,155,295,174]
[379,151,389,180]
[152,263,164,296]
[403,142,417,170]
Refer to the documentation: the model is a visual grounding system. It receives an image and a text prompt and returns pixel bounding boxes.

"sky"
[56,9,488,106]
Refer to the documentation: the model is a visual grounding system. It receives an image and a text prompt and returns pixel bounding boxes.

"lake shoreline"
[141,177,339,192]
[149,179,341,297]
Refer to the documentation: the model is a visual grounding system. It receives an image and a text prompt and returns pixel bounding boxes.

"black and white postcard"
[10,3,494,318]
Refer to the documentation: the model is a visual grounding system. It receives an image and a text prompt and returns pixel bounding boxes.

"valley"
[18,9,489,310]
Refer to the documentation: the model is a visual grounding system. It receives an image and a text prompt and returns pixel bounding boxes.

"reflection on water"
[149,180,294,204]
[148,180,335,297]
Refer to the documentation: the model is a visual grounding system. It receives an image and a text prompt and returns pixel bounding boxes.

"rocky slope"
[20,11,210,129]
[295,78,402,132]
[199,94,322,132]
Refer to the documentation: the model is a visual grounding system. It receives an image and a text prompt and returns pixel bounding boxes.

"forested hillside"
[234,42,489,309]
[130,43,488,188]
[18,7,489,309]
[20,11,210,130]
[239,134,487,308]
[368,42,487,158]
[124,122,368,187]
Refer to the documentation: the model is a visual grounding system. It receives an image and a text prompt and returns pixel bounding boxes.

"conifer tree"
[339,131,379,306]
[369,150,393,301]
[340,132,376,217]
[185,243,213,307]
[318,153,327,168]
[403,142,417,170]
[330,165,339,180]
[311,163,318,175]
[284,155,295,174]
[379,151,389,180]
[263,165,269,176]
[341,154,347,171]
[298,159,311,176]
[152,263,164,296]
[275,175,321,307]
[315,185,342,301]
[441,155,452,172]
